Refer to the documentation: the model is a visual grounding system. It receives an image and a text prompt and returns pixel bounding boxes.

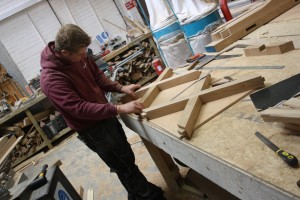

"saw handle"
[276,149,299,168]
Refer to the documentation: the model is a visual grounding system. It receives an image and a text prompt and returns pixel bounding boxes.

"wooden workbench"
[121,4,300,200]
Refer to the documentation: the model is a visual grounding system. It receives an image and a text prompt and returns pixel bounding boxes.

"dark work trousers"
[78,117,166,200]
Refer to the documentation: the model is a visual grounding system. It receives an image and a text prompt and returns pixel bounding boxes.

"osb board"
[145,48,300,197]
[269,3,300,23]
[244,19,300,39]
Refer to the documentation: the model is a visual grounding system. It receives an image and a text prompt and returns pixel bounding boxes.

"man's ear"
[61,50,70,57]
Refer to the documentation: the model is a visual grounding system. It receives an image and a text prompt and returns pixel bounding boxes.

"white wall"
[0,0,129,82]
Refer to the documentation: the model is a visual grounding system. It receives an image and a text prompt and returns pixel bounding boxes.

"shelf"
[11,127,72,168]
[50,127,72,143]
[102,32,152,61]
[12,142,47,168]
[0,93,47,125]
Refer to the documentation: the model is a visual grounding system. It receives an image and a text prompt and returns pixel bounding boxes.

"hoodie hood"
[40,41,73,70]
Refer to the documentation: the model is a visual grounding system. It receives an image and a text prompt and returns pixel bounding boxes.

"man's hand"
[121,84,141,99]
[116,99,144,114]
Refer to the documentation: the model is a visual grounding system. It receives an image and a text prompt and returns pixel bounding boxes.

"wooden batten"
[154,68,173,83]
[177,97,202,138]
[283,98,300,109]
[140,85,161,108]
[260,108,300,123]
[135,70,201,97]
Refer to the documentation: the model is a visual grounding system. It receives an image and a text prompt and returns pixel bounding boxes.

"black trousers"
[78,117,166,200]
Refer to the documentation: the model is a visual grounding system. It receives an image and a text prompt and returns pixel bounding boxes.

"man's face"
[61,47,87,63]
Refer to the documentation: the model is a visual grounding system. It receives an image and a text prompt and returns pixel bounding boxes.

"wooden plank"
[193,90,253,131]
[177,75,211,138]
[140,86,161,108]
[24,109,53,149]
[178,97,202,138]
[144,75,265,119]
[283,123,300,132]
[244,41,295,56]
[283,98,300,109]
[205,0,300,52]
[0,135,16,160]
[0,136,9,148]
[0,136,23,165]
[135,70,201,98]
[141,138,181,192]
[87,189,94,200]
[154,68,173,83]
[260,108,300,123]
[77,186,84,199]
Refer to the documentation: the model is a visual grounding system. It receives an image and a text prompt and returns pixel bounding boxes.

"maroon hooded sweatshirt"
[40,42,123,131]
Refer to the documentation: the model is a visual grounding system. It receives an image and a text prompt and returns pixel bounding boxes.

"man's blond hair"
[55,24,91,52]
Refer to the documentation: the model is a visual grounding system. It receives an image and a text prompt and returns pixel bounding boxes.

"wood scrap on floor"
[244,41,295,57]
[205,0,300,52]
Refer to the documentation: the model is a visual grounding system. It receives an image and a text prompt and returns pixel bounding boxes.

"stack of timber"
[10,126,43,164]
[106,41,157,85]
[260,97,300,132]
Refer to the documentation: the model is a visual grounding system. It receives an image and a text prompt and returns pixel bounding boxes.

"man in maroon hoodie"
[40,24,166,200]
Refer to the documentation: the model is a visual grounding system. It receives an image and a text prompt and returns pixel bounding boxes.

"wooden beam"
[87,189,94,200]
[0,136,23,165]
[283,123,300,132]
[141,138,182,192]
[154,68,173,83]
[0,136,9,149]
[244,41,295,57]
[283,98,300,109]
[143,75,264,119]
[260,108,300,123]
[177,75,211,138]
[140,86,161,108]
[135,70,201,97]
[0,135,16,160]
[205,0,300,52]
[177,97,202,138]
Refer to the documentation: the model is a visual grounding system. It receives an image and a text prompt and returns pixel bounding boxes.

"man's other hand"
[116,99,144,114]
[121,84,141,99]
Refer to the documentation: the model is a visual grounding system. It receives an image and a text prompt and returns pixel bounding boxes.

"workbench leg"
[141,137,205,199]
[25,109,53,149]
[141,137,182,192]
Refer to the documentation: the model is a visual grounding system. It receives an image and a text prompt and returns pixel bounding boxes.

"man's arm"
[45,79,143,120]
[90,59,141,99]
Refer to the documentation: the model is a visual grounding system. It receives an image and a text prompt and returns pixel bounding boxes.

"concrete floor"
[16,120,204,200]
